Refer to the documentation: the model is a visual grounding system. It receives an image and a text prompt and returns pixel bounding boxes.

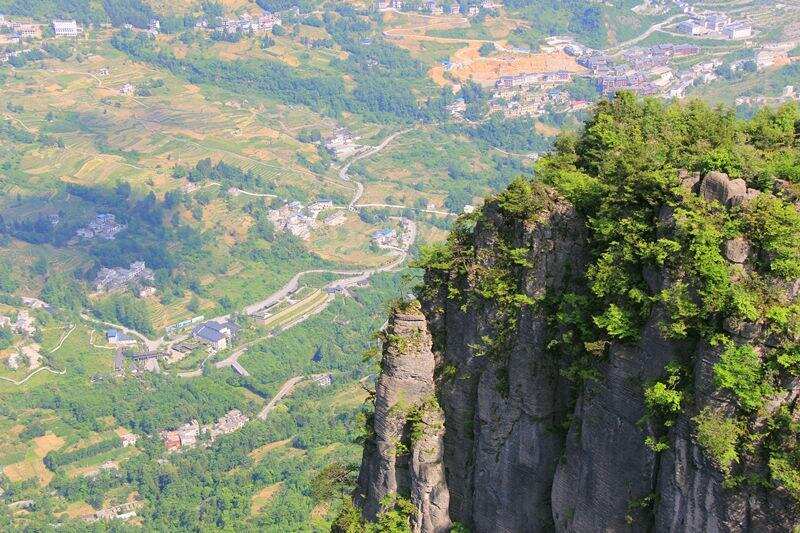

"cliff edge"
[348,96,800,532]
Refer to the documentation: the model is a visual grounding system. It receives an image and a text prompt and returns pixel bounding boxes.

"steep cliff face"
[352,98,800,532]
[354,304,451,533]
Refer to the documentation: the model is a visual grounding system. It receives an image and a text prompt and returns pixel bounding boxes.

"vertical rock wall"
[353,173,800,532]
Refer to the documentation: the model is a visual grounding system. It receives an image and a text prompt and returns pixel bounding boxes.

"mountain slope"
[343,94,800,532]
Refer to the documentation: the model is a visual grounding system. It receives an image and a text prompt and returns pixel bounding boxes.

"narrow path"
[49,324,76,353]
[0,366,66,386]
[230,187,277,198]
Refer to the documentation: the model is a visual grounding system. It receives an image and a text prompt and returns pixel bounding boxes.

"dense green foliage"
[93,293,155,336]
[44,436,122,470]
[111,12,459,125]
[416,93,800,502]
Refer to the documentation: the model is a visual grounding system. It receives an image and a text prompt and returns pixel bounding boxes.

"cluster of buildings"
[372,221,413,249]
[0,15,82,41]
[192,319,240,351]
[161,409,249,451]
[93,261,155,293]
[215,12,282,35]
[676,11,752,40]
[0,15,40,41]
[578,42,702,97]
[73,213,126,242]
[495,70,572,91]
[80,502,140,524]
[375,0,497,17]
[324,128,362,160]
[482,30,730,119]
[0,310,36,337]
[267,199,335,240]
[371,228,397,247]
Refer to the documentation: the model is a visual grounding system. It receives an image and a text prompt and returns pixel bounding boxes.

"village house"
[12,23,40,39]
[138,286,156,298]
[207,410,249,439]
[310,373,334,387]
[120,83,135,95]
[52,19,80,37]
[121,432,138,447]
[106,329,136,346]
[308,199,335,213]
[755,49,777,71]
[81,502,140,523]
[324,128,362,160]
[166,341,195,363]
[163,431,181,451]
[114,349,125,374]
[723,21,752,40]
[74,213,125,241]
[446,98,466,117]
[177,420,200,447]
[268,201,324,240]
[128,351,161,373]
[6,353,20,371]
[192,319,240,351]
[677,20,707,36]
[13,310,35,336]
[372,228,398,247]
[0,315,11,329]
[94,261,154,292]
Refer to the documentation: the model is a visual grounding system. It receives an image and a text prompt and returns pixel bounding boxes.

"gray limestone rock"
[699,171,747,207]
[724,237,750,263]
[353,186,800,533]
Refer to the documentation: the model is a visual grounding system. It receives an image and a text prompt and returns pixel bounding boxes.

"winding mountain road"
[340,129,413,210]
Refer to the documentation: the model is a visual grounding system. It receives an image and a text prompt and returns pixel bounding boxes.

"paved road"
[81,314,163,352]
[257,376,306,420]
[605,14,686,55]
[214,334,271,371]
[230,187,278,198]
[355,202,456,216]
[243,269,365,316]
[340,129,413,210]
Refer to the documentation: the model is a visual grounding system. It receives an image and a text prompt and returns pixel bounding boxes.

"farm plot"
[3,433,64,486]
[257,289,333,332]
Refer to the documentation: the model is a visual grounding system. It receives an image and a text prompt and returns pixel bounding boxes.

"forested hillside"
[346,93,800,532]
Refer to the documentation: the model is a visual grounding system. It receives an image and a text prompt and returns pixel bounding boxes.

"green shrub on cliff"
[693,408,744,476]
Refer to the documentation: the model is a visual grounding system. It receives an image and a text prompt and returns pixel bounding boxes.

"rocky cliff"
[347,97,800,532]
